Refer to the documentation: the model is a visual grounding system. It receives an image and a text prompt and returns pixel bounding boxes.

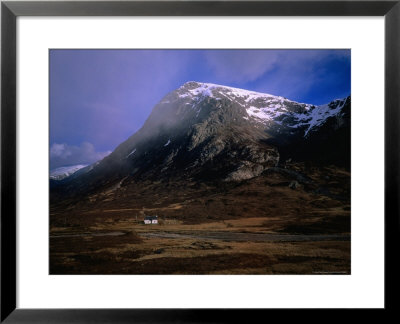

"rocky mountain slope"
[51,82,350,205]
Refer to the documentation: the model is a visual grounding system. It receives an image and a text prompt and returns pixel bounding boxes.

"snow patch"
[298,99,346,136]
[126,148,136,158]
[50,164,88,180]
[245,104,286,122]
[164,139,171,147]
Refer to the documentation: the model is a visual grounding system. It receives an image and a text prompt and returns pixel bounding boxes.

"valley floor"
[50,163,350,274]
[50,216,350,274]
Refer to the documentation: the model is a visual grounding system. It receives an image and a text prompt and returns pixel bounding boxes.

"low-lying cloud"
[50,142,111,170]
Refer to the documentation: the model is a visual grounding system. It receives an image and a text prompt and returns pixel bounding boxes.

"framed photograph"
[1,0,399,322]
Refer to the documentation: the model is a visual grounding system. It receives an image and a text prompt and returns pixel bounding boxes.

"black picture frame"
[1,0,399,322]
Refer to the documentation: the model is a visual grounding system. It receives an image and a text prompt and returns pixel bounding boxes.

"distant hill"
[50,164,88,180]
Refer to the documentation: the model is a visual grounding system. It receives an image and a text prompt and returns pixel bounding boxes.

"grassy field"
[50,215,350,274]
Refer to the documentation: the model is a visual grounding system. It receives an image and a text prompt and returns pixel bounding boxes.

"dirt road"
[139,230,350,242]
[51,229,349,242]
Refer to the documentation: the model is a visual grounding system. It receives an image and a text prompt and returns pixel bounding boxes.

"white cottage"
[144,216,158,224]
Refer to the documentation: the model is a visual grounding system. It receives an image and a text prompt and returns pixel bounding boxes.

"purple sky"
[50,49,350,169]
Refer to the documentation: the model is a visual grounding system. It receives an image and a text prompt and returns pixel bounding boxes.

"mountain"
[50,164,88,180]
[50,82,350,209]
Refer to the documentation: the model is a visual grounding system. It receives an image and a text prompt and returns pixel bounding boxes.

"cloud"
[50,142,111,169]
[205,50,282,83]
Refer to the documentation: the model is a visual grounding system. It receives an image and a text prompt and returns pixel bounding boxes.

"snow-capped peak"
[161,81,349,139]
[175,81,313,111]
[178,81,282,102]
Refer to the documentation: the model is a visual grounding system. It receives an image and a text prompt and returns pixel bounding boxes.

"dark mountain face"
[51,82,350,201]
